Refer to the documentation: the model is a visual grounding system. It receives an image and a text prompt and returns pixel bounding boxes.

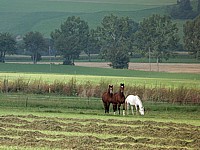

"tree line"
[0,13,200,69]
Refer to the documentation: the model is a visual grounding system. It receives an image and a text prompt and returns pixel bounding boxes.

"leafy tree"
[23,31,47,64]
[198,0,200,12]
[51,16,89,65]
[84,29,101,61]
[0,32,16,63]
[98,14,138,69]
[170,0,197,19]
[135,14,179,71]
[183,15,200,60]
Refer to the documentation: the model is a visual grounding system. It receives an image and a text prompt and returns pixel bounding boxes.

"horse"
[125,95,144,115]
[102,84,114,113]
[113,83,125,115]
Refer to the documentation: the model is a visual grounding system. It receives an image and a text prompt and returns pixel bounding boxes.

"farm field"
[0,62,199,149]
[0,0,177,36]
[0,104,200,150]
[0,63,200,89]
[75,62,200,74]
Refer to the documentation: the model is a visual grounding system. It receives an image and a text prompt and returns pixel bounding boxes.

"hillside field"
[0,0,177,36]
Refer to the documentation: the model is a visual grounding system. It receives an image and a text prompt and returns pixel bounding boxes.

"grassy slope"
[0,63,199,88]
[0,0,177,36]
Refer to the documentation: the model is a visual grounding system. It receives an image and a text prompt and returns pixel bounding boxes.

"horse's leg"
[127,103,129,115]
[104,102,107,113]
[122,103,125,116]
[107,102,110,113]
[118,103,121,115]
[113,103,117,115]
[135,105,138,115]
[131,105,134,115]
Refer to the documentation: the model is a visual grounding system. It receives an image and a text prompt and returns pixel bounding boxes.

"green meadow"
[0,0,177,36]
[0,63,200,88]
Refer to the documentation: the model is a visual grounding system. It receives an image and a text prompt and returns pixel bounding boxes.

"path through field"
[75,62,200,74]
[0,114,199,149]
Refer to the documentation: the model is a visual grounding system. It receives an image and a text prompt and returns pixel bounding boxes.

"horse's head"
[120,83,124,93]
[139,107,145,115]
[108,84,113,94]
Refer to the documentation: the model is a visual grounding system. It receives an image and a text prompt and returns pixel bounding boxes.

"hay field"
[75,62,200,74]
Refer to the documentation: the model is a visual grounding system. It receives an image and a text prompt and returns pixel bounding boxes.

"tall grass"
[0,77,199,104]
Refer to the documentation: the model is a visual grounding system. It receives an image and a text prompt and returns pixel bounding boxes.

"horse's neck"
[119,90,124,97]
[108,90,113,96]
[137,100,143,108]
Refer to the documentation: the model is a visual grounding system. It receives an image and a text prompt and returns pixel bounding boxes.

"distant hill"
[0,0,177,37]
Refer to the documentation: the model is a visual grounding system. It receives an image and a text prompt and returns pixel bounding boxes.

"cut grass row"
[0,105,199,149]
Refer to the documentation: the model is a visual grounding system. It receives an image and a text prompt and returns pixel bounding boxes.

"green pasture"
[0,0,176,13]
[0,63,200,88]
[0,0,177,36]
[0,93,199,126]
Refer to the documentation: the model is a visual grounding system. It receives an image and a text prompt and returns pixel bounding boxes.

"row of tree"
[0,14,200,69]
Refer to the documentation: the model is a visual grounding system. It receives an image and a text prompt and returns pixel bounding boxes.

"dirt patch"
[74,62,200,74]
[0,115,199,149]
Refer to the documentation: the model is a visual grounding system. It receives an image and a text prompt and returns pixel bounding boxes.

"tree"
[0,32,16,63]
[23,31,47,64]
[183,15,200,60]
[98,14,138,69]
[135,14,179,71]
[170,0,197,19]
[51,16,89,65]
[84,29,101,61]
[198,0,200,13]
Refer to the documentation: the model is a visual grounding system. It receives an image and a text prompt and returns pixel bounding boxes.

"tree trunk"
[33,53,37,64]
[196,50,199,60]
[0,51,5,63]
[156,57,159,72]
[149,47,151,71]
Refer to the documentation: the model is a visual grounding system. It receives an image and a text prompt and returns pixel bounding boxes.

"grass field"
[0,0,177,36]
[0,95,199,149]
[0,63,200,88]
[0,62,199,149]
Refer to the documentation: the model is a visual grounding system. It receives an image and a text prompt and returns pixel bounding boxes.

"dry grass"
[74,62,200,74]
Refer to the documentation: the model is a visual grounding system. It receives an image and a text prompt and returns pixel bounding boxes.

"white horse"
[125,95,144,115]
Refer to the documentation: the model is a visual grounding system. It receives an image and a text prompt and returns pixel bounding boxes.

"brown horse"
[102,84,114,113]
[113,83,125,115]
